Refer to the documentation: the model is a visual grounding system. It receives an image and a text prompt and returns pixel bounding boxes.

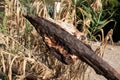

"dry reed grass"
[95,29,114,56]
[0,32,53,80]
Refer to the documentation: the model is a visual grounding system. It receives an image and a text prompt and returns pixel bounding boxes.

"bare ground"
[84,43,120,80]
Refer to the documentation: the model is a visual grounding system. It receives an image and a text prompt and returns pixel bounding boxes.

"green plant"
[46,5,54,18]
[77,0,115,40]
[19,0,36,14]
[0,12,7,33]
